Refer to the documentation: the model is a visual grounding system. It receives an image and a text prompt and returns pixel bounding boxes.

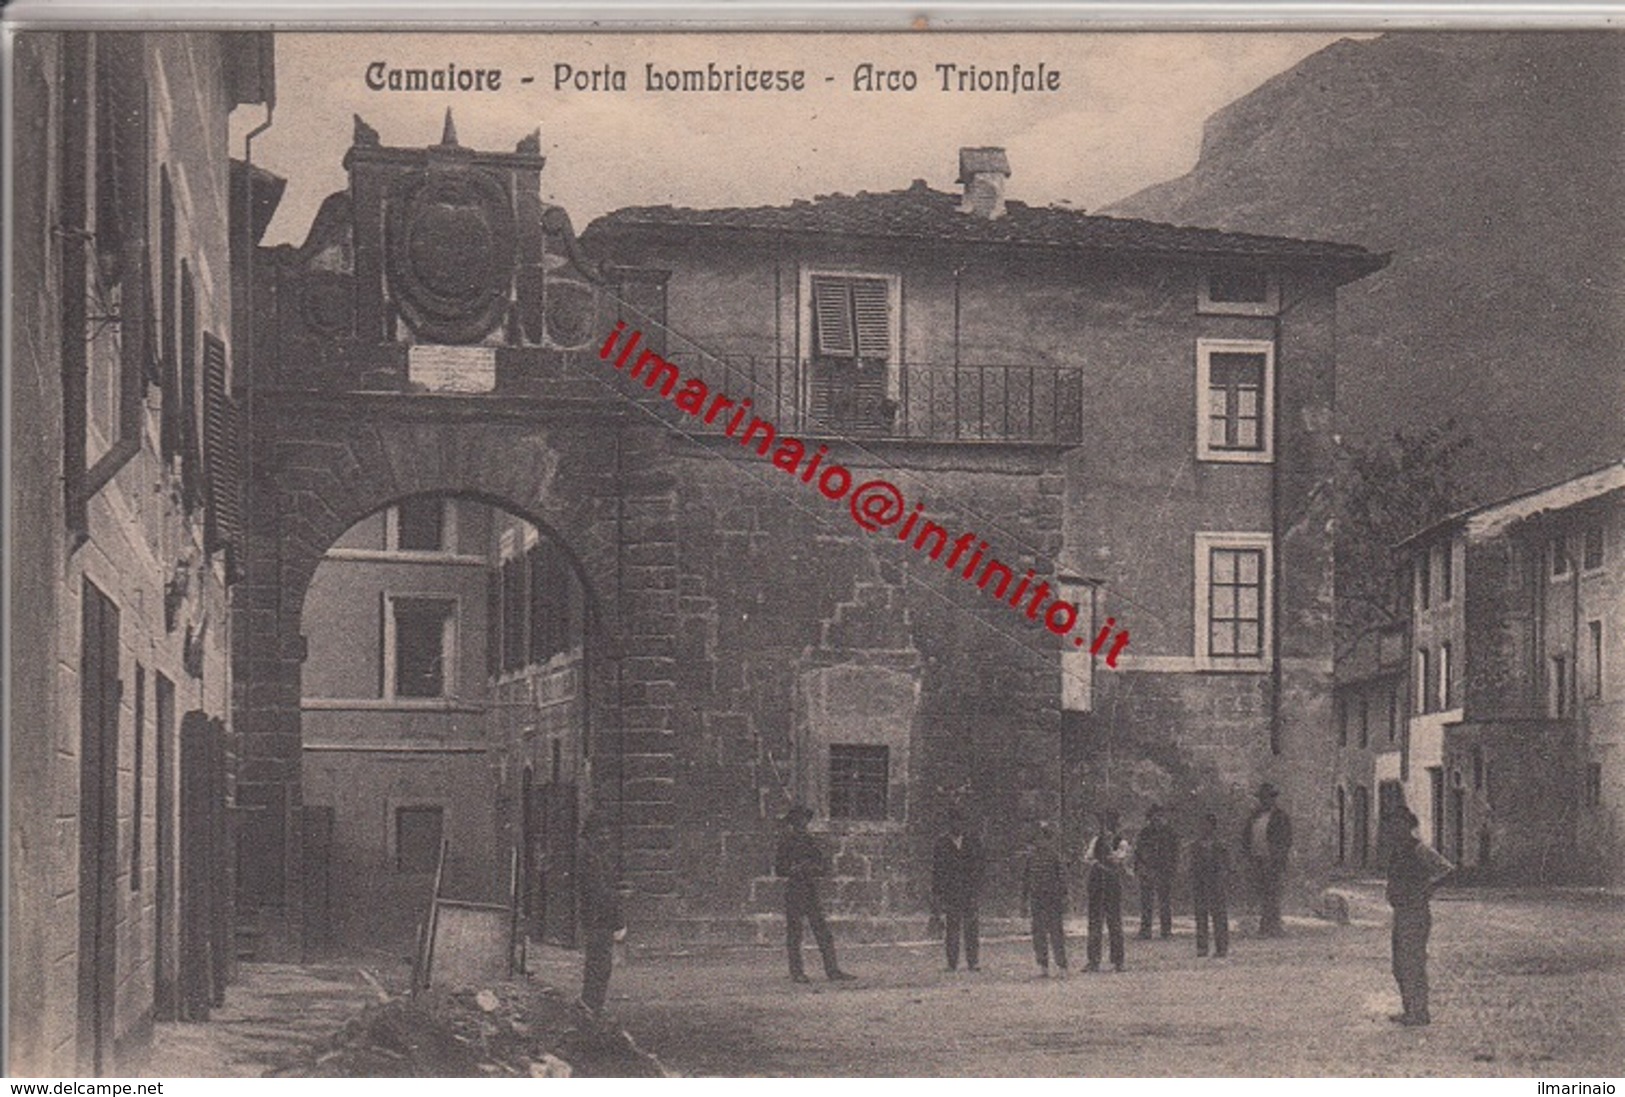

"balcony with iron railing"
[638,349,1084,446]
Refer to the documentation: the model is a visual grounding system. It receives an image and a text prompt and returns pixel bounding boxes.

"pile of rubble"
[268,981,668,1077]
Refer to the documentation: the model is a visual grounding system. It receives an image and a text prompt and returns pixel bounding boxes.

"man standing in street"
[1242,782,1293,937]
[932,809,986,972]
[1387,807,1453,1025]
[1189,811,1231,959]
[1022,820,1069,977]
[1084,810,1132,972]
[577,810,627,1019]
[775,806,857,984]
[1135,804,1179,940]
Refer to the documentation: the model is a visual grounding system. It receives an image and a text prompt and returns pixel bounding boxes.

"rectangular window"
[1194,532,1272,666]
[1439,544,1453,603]
[1552,654,1569,717]
[395,806,444,873]
[1439,642,1453,710]
[501,557,526,673]
[1551,535,1570,578]
[1585,762,1603,808]
[390,597,454,699]
[1417,556,1432,611]
[1591,620,1604,699]
[1196,340,1273,463]
[1387,687,1398,742]
[1206,354,1265,452]
[1208,547,1265,658]
[828,744,889,821]
[393,498,446,552]
[528,546,572,665]
[1336,698,1348,747]
[804,271,899,432]
[1358,697,1370,750]
[1416,648,1431,714]
[1583,527,1604,571]
[1199,268,1278,315]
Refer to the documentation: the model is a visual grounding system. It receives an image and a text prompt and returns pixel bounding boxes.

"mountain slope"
[1109,32,1625,502]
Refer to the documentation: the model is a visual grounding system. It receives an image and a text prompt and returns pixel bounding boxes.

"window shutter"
[811,276,855,357]
[850,279,890,359]
[201,334,240,554]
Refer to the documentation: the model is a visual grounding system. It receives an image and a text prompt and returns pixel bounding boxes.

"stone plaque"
[408,344,496,393]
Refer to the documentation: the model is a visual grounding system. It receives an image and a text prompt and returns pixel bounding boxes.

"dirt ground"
[525,887,1625,1077]
[143,886,1623,1078]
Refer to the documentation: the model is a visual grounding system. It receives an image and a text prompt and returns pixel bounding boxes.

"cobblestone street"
[521,887,1625,1077]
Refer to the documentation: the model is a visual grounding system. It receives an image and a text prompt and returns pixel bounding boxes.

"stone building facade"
[8,31,273,1075]
[583,146,1387,929]
[1394,462,1624,883]
[108,111,1382,960]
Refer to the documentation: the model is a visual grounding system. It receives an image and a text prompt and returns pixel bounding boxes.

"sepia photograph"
[4,13,1623,1082]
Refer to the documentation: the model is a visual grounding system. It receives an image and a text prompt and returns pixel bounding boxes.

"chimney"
[957,147,1011,220]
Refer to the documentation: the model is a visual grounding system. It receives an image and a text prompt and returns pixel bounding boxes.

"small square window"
[396,806,444,873]
[395,498,446,552]
[1582,527,1604,571]
[828,744,889,821]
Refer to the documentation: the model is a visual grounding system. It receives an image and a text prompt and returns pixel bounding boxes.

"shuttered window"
[202,335,242,557]
[179,265,200,511]
[811,276,890,360]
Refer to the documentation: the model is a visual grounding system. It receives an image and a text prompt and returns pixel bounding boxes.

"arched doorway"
[293,493,596,954]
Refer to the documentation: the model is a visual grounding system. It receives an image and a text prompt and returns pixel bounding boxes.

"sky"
[237,31,1362,247]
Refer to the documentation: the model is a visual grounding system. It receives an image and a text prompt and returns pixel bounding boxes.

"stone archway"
[231,392,679,953]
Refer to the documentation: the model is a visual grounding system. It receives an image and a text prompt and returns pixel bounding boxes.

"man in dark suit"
[1242,782,1293,937]
[931,809,986,971]
[1387,807,1453,1025]
[775,806,856,983]
[1189,811,1231,958]
[1135,804,1179,940]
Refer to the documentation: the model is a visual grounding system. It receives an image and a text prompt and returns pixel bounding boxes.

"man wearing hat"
[774,806,856,983]
[1134,804,1179,940]
[1386,807,1453,1025]
[1241,782,1293,937]
[931,808,986,971]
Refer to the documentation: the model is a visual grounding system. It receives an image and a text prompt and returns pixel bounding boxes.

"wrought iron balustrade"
[645,351,1084,445]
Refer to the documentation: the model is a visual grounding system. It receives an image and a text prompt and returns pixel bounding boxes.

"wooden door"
[540,783,578,947]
